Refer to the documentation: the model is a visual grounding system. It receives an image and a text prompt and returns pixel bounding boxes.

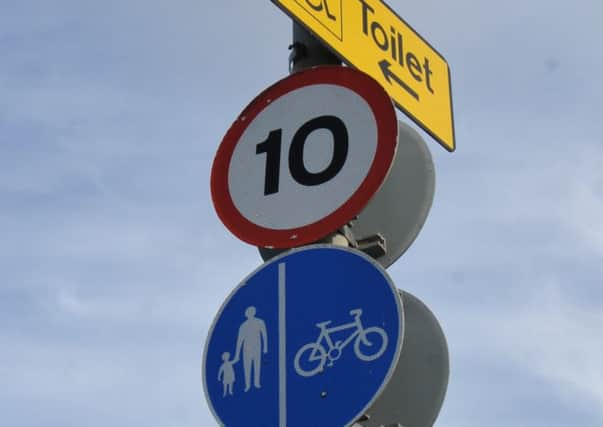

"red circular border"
[210,66,397,248]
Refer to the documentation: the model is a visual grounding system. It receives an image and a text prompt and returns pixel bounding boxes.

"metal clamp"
[288,42,307,73]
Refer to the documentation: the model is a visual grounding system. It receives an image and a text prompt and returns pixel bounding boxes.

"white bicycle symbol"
[293,308,388,377]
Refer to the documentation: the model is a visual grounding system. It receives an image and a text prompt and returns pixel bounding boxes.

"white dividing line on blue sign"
[278,262,287,427]
[203,245,404,427]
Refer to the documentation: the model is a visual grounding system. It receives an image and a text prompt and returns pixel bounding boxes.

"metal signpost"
[271,0,455,152]
[203,246,404,427]
[204,1,454,425]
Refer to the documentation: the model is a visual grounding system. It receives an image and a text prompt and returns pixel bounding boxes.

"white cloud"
[565,145,603,256]
[492,280,603,418]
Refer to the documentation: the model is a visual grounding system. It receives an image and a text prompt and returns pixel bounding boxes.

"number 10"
[255,115,349,195]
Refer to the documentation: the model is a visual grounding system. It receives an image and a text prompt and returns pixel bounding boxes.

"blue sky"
[1,1,602,426]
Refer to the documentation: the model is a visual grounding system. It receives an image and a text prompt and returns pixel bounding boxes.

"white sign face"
[229,84,377,229]
[211,66,397,248]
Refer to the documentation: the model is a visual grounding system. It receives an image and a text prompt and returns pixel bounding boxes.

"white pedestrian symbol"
[294,308,388,377]
[219,306,268,396]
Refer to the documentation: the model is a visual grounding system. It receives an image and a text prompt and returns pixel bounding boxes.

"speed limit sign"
[211,66,397,248]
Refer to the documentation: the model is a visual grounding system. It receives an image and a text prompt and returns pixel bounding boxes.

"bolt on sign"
[270,0,456,152]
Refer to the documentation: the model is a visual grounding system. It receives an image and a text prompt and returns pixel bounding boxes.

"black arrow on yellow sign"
[378,59,419,101]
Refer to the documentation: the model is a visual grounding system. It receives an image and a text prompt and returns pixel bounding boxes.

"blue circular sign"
[202,245,404,427]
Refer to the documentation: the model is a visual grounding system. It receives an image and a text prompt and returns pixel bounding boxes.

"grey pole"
[289,22,340,73]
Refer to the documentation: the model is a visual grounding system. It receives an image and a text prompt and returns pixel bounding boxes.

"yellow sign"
[271,0,456,151]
